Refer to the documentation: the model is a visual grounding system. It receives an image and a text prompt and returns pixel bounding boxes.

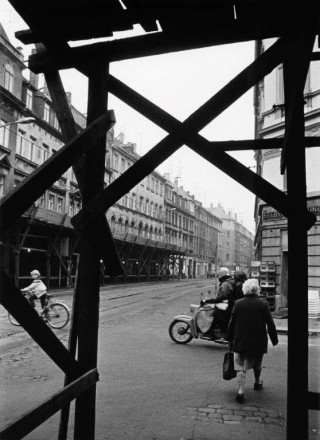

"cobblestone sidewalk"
[186,403,284,426]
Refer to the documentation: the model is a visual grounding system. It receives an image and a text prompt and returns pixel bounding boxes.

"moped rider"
[201,267,236,333]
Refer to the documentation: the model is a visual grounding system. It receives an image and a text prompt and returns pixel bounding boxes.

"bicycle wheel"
[46,303,70,329]
[8,313,20,326]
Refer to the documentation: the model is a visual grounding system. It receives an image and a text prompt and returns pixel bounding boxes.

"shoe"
[236,393,245,403]
[254,381,263,391]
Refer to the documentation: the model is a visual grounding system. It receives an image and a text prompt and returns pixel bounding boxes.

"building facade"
[253,38,320,307]
[0,22,254,288]
[0,23,82,290]
[209,203,255,272]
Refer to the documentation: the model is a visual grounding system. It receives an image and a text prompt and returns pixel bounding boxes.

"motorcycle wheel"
[169,320,193,344]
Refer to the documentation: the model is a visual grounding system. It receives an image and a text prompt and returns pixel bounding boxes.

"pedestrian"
[227,278,278,403]
[21,269,47,310]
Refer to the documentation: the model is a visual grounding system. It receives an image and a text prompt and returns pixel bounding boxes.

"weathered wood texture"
[284,35,315,440]
[0,270,82,378]
[0,369,98,440]
[309,392,320,411]
[41,66,123,277]
[73,64,109,440]
[0,113,114,238]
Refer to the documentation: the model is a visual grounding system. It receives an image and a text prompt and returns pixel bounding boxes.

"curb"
[276,326,320,336]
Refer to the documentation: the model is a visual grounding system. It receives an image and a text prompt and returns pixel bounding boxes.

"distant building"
[209,203,255,272]
[253,38,320,307]
[194,200,222,278]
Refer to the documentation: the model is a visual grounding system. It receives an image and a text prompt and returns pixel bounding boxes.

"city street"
[0,279,319,440]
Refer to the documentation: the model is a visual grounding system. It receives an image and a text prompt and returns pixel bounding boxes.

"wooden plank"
[42,66,123,278]
[0,113,115,238]
[0,269,82,378]
[207,138,320,151]
[0,369,98,440]
[26,9,319,74]
[73,63,109,440]
[308,392,320,411]
[284,36,311,440]
[70,37,296,230]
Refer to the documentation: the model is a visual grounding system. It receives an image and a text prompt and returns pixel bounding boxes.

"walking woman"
[227,278,278,403]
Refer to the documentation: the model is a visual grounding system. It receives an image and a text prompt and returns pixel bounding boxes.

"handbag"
[222,348,237,380]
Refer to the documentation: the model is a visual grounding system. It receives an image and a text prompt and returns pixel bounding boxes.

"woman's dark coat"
[227,294,278,353]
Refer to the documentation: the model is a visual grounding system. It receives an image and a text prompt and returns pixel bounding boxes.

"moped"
[169,292,229,345]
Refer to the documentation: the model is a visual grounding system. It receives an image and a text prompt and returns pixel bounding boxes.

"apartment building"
[254,38,320,306]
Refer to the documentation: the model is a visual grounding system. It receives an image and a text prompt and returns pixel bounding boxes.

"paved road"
[0,279,319,439]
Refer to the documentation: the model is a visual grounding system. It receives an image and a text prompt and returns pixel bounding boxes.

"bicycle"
[8,292,70,329]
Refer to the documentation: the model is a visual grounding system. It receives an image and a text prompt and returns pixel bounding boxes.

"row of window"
[3,64,60,130]
[165,187,195,213]
[118,194,164,218]
[37,193,81,216]
[113,152,164,196]
[166,210,195,231]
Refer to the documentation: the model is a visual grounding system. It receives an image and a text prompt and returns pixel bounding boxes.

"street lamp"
[0,117,35,129]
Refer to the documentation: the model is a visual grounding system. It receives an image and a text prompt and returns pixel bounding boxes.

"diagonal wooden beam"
[70,37,293,230]
[42,67,123,277]
[71,72,316,232]
[0,113,114,238]
[0,269,82,378]
[0,369,98,440]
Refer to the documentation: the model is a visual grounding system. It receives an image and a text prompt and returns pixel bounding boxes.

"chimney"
[66,92,72,106]
[163,172,171,181]
[118,132,125,144]
[30,49,39,89]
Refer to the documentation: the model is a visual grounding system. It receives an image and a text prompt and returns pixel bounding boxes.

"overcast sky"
[1,0,257,233]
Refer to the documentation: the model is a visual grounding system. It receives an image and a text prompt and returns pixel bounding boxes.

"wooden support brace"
[0,269,82,378]
[70,37,289,230]
[0,369,98,440]
[208,137,320,151]
[308,391,320,411]
[71,73,316,232]
[0,113,115,238]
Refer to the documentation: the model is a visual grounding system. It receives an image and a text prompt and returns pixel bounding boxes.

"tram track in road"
[0,279,214,346]
[98,279,213,323]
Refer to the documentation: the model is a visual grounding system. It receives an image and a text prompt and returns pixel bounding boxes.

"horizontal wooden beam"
[0,112,115,238]
[27,24,277,73]
[0,269,82,378]
[0,368,98,440]
[308,391,320,411]
[310,52,320,61]
[208,137,320,151]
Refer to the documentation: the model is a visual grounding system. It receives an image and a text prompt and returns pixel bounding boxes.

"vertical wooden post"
[46,239,51,291]
[73,62,108,440]
[284,40,310,440]
[14,228,20,287]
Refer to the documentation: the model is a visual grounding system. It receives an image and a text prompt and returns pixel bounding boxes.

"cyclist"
[21,270,47,310]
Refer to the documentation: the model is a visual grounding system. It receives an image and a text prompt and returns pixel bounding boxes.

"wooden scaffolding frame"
[0,1,319,439]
